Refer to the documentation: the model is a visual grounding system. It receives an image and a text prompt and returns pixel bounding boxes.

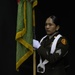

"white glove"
[33,39,41,49]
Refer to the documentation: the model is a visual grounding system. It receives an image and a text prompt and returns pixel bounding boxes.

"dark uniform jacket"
[36,32,69,75]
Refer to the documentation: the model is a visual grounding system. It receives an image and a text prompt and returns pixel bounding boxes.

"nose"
[46,25,50,28]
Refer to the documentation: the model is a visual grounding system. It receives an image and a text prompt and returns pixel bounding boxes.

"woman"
[33,15,69,75]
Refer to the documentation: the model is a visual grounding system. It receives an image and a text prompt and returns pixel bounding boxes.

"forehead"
[46,17,53,23]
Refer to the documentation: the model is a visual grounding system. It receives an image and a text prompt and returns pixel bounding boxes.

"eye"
[45,23,53,26]
[49,24,53,26]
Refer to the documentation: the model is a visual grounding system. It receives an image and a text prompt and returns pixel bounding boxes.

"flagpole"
[33,9,36,75]
[33,50,36,75]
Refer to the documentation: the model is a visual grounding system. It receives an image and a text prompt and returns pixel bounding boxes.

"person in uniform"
[33,15,69,75]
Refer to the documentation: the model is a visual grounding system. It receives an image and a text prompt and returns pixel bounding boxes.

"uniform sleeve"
[37,37,69,64]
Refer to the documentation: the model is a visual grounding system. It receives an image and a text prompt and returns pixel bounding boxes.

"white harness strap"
[37,34,62,73]
[50,34,62,54]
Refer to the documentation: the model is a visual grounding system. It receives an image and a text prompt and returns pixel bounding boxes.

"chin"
[46,33,51,35]
[46,32,53,35]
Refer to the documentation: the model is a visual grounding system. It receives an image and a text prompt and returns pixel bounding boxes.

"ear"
[56,25,60,31]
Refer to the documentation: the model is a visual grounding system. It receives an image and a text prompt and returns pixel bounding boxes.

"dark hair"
[49,15,60,25]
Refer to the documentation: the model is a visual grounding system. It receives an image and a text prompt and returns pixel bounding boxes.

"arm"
[37,37,69,64]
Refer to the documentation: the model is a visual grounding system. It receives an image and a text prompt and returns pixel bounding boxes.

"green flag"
[15,0,38,70]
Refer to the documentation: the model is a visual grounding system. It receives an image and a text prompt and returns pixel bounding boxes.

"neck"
[48,31,59,39]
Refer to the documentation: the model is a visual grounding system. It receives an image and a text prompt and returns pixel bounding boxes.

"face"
[45,17,59,35]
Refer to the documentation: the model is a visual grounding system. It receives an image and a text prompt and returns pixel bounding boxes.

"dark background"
[0,0,75,75]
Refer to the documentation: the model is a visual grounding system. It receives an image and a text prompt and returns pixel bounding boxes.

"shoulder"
[40,35,47,43]
[58,35,69,45]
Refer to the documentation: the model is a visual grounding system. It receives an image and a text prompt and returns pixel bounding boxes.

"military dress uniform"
[36,32,69,75]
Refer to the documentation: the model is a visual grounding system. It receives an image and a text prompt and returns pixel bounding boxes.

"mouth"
[46,30,52,34]
[46,30,51,34]
[46,30,50,32]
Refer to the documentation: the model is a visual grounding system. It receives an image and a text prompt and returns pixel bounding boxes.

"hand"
[33,39,41,49]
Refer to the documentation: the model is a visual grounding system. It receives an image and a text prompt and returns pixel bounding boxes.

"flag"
[16,0,38,71]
